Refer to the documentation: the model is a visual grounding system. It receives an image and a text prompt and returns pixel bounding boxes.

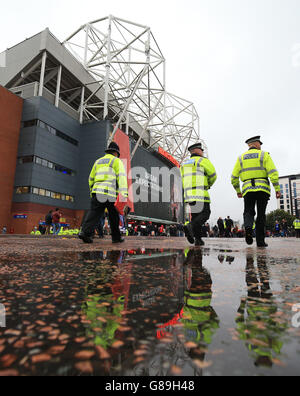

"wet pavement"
[0,237,300,376]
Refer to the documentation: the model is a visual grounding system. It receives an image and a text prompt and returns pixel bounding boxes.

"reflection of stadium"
[0,16,205,233]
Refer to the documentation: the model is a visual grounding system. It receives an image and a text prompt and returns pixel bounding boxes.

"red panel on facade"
[0,87,23,231]
[113,129,135,214]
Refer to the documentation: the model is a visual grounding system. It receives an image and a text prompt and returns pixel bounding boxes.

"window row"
[21,119,79,146]
[15,186,74,202]
[18,156,76,176]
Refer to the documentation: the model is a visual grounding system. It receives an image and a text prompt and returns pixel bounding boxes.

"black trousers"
[244,192,269,244]
[296,230,300,238]
[82,195,121,241]
[190,203,211,240]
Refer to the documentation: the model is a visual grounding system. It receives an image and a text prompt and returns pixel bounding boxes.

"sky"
[1,0,300,225]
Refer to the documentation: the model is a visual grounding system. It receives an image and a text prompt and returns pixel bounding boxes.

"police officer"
[231,136,281,247]
[293,218,300,238]
[79,142,128,244]
[181,142,217,246]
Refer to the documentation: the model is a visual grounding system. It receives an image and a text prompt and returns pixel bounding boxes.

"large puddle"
[0,248,299,376]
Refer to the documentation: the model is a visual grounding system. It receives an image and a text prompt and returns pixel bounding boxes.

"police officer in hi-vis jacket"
[231,136,281,247]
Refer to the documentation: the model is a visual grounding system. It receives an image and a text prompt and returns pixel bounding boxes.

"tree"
[266,210,295,231]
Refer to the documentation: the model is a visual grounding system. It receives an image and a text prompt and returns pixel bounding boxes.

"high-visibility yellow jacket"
[231,149,280,197]
[89,154,128,200]
[180,155,217,203]
[293,219,300,230]
[182,291,219,344]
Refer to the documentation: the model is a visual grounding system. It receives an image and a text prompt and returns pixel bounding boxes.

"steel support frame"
[63,15,202,162]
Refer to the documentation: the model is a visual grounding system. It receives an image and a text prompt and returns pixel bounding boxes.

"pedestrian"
[213,225,219,238]
[217,217,224,237]
[79,142,128,244]
[293,218,300,238]
[52,208,62,235]
[1,226,7,234]
[274,221,281,237]
[281,219,288,238]
[225,216,234,237]
[38,223,46,235]
[45,210,53,235]
[231,135,281,247]
[96,216,105,239]
[181,142,217,246]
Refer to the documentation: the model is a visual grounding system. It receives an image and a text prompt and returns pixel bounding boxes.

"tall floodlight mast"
[63,15,202,163]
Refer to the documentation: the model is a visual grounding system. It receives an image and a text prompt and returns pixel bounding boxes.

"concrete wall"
[13,96,81,210]
[9,97,110,232]
[76,120,111,210]
[0,86,23,231]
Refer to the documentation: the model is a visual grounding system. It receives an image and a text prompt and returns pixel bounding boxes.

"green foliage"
[266,210,295,230]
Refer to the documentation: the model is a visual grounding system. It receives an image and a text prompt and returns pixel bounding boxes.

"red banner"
[113,129,134,215]
[158,147,180,168]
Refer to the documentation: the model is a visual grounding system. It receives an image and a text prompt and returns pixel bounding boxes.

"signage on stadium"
[13,214,28,219]
[158,147,180,168]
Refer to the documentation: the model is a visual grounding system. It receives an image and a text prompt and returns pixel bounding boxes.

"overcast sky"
[1,0,299,225]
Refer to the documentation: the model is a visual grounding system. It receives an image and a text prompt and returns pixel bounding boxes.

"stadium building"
[0,16,203,234]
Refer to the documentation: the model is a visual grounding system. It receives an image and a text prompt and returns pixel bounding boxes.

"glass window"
[39,189,46,196]
[35,157,42,165]
[38,120,46,129]
[16,186,29,194]
[19,156,34,164]
[32,187,39,195]
[42,159,48,167]
[45,190,51,197]
[23,120,37,128]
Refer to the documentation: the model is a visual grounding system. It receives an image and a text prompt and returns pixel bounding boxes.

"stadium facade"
[0,18,203,234]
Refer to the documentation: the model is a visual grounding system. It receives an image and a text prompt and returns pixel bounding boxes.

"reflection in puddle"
[236,255,287,368]
[0,248,299,376]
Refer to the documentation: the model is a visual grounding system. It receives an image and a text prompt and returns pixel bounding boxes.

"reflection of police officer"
[236,255,287,367]
[183,250,219,351]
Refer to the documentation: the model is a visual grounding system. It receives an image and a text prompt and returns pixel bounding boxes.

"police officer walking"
[79,142,128,244]
[181,143,217,246]
[231,136,281,247]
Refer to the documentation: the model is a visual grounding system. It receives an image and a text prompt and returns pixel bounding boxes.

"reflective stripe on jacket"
[89,154,128,199]
[231,149,280,197]
[180,156,217,203]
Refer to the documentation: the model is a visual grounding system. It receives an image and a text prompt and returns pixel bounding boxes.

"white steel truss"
[63,15,203,163]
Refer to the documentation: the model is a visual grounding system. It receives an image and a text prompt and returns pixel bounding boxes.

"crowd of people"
[31,208,63,235]
[28,212,300,240]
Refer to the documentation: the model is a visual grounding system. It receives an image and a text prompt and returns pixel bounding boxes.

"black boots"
[78,232,93,244]
[245,228,254,245]
[184,223,195,244]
